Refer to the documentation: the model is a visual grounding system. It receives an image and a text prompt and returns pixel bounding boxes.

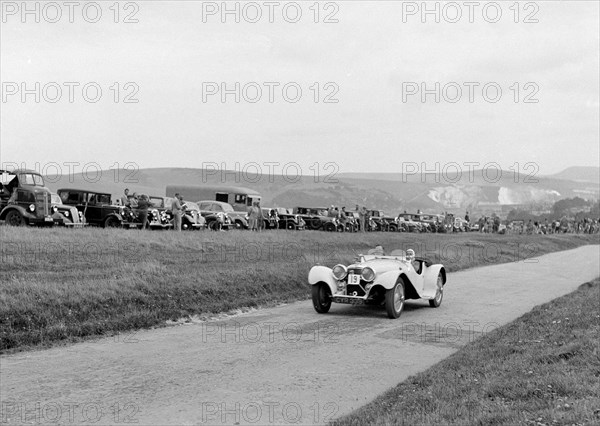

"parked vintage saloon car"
[57,188,139,228]
[262,207,305,230]
[143,196,171,230]
[397,213,426,232]
[197,200,235,230]
[166,185,257,229]
[367,210,399,232]
[161,197,206,230]
[50,192,83,227]
[0,169,56,226]
[292,207,338,231]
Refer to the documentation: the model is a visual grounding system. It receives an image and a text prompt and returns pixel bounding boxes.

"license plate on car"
[44,217,53,222]
[347,274,360,284]
[333,296,364,305]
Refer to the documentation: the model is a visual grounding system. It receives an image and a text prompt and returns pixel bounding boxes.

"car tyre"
[286,222,297,230]
[104,216,121,228]
[312,283,332,313]
[385,278,405,319]
[324,222,336,232]
[388,224,398,232]
[429,273,444,308]
[5,210,25,226]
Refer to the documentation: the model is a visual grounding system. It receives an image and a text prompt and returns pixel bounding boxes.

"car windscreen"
[149,197,164,208]
[18,173,45,186]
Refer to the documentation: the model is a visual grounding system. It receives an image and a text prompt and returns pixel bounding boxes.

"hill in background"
[44,166,599,216]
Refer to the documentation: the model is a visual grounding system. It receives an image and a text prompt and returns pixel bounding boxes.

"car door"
[83,193,103,224]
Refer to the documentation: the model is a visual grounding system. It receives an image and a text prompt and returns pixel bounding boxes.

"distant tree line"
[507,197,599,222]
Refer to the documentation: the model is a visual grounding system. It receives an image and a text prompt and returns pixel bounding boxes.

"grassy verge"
[333,278,600,426]
[1,227,597,353]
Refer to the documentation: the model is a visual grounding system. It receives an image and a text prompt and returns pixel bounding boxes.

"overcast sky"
[1,1,598,176]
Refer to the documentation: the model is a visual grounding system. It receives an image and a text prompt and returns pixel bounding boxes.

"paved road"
[1,245,599,425]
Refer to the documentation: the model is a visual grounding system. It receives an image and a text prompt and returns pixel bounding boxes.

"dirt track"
[1,245,599,425]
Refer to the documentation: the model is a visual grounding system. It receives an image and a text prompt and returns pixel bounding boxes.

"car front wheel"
[5,210,25,226]
[312,283,332,313]
[104,216,121,228]
[429,273,444,307]
[385,278,405,319]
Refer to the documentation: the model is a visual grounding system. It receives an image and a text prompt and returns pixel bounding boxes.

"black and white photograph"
[1,1,599,424]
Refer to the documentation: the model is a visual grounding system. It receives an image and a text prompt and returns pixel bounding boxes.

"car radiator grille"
[346,284,366,297]
[35,193,49,216]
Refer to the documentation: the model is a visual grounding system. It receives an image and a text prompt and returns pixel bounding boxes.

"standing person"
[120,188,130,207]
[359,206,367,232]
[248,201,259,231]
[465,211,470,223]
[137,194,150,230]
[339,207,347,232]
[256,201,264,232]
[171,193,183,231]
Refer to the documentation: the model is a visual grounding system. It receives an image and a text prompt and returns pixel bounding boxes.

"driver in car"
[406,249,423,274]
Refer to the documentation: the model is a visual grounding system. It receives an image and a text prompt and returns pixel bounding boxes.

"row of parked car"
[292,208,469,233]
[0,168,471,233]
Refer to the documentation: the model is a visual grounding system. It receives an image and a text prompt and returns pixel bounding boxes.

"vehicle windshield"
[51,194,62,205]
[149,197,164,208]
[18,173,45,186]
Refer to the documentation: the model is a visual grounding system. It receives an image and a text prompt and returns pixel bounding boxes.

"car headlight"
[52,206,58,213]
[29,204,35,212]
[361,267,376,282]
[332,264,348,280]
[63,210,69,217]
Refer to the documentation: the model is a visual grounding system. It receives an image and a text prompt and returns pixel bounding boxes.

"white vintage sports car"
[308,248,446,318]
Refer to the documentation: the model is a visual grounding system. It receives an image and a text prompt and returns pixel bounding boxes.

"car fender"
[105,212,124,223]
[308,266,337,295]
[374,270,402,290]
[375,269,422,299]
[423,264,446,294]
[0,205,37,221]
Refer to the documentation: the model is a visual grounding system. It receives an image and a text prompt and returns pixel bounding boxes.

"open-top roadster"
[309,248,446,318]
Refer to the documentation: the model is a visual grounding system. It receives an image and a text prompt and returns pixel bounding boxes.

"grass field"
[333,278,600,426]
[1,227,597,353]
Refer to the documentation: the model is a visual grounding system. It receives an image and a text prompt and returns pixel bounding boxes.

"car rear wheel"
[312,283,332,313]
[286,222,297,230]
[324,222,336,232]
[5,210,25,226]
[429,273,444,308]
[385,278,405,319]
[388,224,398,232]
